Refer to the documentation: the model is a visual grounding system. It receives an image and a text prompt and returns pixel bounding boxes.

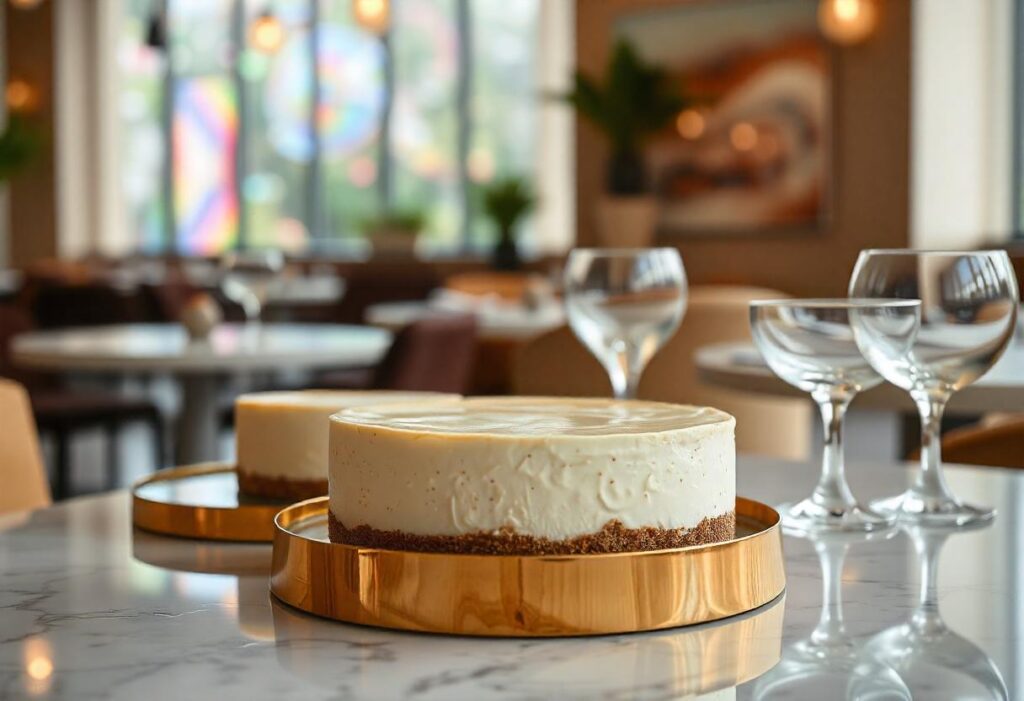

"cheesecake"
[328,397,736,554]
[235,390,458,501]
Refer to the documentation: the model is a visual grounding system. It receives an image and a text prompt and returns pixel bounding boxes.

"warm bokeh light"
[23,637,54,696]
[818,0,878,46]
[347,156,377,187]
[5,79,38,113]
[26,656,52,681]
[249,11,285,54]
[9,0,45,9]
[730,122,759,152]
[467,148,495,182]
[353,0,390,35]
[676,109,705,140]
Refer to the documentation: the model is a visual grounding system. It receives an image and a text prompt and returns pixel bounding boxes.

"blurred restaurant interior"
[2,0,1024,698]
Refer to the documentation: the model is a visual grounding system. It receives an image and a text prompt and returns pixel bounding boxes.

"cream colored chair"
[0,379,51,514]
[513,286,811,460]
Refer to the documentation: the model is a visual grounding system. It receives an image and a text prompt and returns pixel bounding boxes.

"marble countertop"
[1,456,1019,700]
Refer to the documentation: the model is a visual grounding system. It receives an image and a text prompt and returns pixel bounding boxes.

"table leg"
[176,375,223,465]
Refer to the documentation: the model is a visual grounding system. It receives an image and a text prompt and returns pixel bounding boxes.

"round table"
[696,341,1024,414]
[12,323,391,463]
[365,300,563,341]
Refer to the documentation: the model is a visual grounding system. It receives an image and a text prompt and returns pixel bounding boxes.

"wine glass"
[750,299,921,532]
[219,248,286,323]
[849,250,1019,525]
[752,528,910,700]
[861,521,1008,699]
[563,248,687,399]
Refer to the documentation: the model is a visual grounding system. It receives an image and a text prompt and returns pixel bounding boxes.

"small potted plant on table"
[482,176,535,271]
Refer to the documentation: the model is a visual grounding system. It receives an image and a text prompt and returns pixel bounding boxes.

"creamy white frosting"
[329,397,735,540]
[235,390,459,481]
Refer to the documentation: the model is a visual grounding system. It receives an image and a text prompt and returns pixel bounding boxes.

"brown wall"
[575,0,911,297]
[4,0,58,267]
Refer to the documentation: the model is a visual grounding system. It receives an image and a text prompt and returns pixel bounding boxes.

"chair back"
[0,379,51,514]
[374,315,478,393]
[513,285,811,460]
[929,419,1024,469]
[31,283,147,329]
[334,265,440,324]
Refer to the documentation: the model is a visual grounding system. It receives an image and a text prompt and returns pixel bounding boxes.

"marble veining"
[0,457,1020,700]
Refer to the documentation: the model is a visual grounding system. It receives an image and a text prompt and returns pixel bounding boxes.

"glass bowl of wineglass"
[750,299,921,532]
[563,248,687,399]
[219,249,286,324]
[849,249,1019,526]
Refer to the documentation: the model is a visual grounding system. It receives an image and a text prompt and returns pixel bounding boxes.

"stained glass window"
[118,0,545,256]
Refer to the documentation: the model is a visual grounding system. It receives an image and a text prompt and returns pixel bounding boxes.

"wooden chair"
[513,285,811,460]
[926,419,1024,469]
[0,379,51,514]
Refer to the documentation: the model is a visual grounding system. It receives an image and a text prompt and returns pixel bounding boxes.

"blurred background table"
[696,340,1024,414]
[12,323,391,464]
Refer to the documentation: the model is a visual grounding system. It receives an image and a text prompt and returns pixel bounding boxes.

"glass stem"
[811,390,856,509]
[910,530,947,636]
[609,340,642,400]
[810,540,849,648]
[911,390,956,504]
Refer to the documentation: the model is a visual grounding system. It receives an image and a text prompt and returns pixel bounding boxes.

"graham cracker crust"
[327,510,735,555]
[236,468,327,501]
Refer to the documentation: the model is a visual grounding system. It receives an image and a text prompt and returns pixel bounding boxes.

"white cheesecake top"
[235,390,459,481]
[331,397,733,437]
[329,397,735,540]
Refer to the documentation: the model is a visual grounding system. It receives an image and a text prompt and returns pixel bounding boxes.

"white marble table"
[0,456,1019,700]
[697,341,1024,415]
[11,323,391,464]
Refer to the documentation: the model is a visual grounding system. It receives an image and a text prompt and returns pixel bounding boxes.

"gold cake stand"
[132,463,292,542]
[270,497,785,637]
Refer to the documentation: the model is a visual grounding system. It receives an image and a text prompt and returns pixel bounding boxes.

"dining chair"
[332,264,440,324]
[0,378,51,514]
[512,285,812,460]
[0,302,165,497]
[919,418,1024,469]
[316,315,479,394]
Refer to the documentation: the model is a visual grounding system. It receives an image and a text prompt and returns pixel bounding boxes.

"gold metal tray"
[132,463,292,542]
[270,497,785,637]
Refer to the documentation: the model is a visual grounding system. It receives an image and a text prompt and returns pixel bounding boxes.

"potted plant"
[561,40,685,247]
[361,208,426,259]
[0,115,42,181]
[481,176,536,271]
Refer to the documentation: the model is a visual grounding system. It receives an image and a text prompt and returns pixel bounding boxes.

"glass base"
[869,491,995,527]
[778,498,896,534]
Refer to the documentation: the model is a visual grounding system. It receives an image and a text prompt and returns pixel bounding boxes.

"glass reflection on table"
[753,527,911,700]
[862,521,1009,700]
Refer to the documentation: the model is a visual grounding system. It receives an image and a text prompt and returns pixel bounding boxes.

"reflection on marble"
[753,528,911,699]
[862,521,1009,700]
[271,593,782,699]
[0,458,1021,699]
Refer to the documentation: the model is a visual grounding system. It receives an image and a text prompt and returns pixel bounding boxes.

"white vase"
[595,195,659,248]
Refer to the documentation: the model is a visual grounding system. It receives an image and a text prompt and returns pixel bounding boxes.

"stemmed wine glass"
[564,248,687,399]
[750,299,921,532]
[849,250,1019,525]
[219,248,286,323]
[861,521,1008,699]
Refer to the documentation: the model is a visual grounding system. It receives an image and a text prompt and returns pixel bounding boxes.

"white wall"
[911,0,1015,249]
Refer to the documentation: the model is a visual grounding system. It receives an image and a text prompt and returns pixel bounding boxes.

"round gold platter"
[270,496,785,637]
[132,462,291,542]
